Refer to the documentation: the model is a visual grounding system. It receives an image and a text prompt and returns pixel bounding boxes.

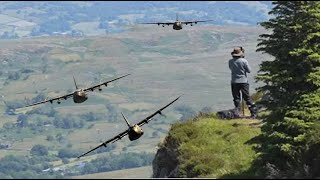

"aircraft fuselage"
[73,89,88,103]
[173,21,182,30]
[128,125,144,141]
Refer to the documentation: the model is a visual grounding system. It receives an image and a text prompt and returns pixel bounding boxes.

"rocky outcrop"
[152,135,181,178]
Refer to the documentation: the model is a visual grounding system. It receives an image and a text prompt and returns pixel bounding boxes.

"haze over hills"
[0,1,272,37]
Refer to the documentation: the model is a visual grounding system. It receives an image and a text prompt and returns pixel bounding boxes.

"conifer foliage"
[254,1,320,178]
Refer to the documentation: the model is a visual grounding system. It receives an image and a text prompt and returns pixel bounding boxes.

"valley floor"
[71,165,152,179]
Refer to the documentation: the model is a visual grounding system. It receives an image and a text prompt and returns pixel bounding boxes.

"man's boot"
[248,104,258,118]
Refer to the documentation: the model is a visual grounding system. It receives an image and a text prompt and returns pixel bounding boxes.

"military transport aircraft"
[77,95,181,159]
[140,13,213,30]
[25,74,130,107]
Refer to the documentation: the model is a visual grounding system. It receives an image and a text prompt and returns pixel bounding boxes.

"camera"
[240,46,245,58]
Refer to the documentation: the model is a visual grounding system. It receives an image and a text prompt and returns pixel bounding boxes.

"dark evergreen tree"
[254,1,320,178]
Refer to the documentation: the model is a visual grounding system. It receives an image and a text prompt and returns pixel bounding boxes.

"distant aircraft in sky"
[77,95,181,159]
[140,13,213,30]
[25,74,130,107]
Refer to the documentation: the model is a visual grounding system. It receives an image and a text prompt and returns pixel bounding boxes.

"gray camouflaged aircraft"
[77,95,181,159]
[25,74,130,107]
[140,13,213,30]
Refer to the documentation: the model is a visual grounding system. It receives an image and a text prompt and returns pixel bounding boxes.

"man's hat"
[231,47,244,57]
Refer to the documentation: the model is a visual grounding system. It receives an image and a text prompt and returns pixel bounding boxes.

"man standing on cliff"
[228,47,257,118]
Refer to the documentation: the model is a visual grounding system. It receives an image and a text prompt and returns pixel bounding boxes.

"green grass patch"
[165,115,261,178]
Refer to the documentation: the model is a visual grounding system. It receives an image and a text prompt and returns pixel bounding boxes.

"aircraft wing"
[181,20,213,24]
[25,92,74,107]
[140,22,175,25]
[83,74,130,93]
[77,129,129,159]
[137,95,181,127]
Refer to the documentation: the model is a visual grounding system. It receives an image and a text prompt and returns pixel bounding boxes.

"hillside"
[0,25,270,111]
[152,113,262,178]
[0,25,270,178]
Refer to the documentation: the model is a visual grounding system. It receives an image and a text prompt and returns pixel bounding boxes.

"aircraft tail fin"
[176,13,178,21]
[73,76,78,89]
[121,112,131,127]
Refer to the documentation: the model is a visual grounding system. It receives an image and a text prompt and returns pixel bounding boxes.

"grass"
[0,149,26,159]
[0,115,16,128]
[10,135,48,150]
[162,114,262,178]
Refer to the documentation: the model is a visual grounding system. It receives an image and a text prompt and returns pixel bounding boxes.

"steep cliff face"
[152,134,180,178]
[152,115,262,178]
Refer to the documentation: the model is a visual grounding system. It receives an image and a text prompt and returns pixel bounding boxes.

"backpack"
[216,108,240,120]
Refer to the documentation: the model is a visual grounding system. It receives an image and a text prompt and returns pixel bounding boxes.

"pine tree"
[254,1,320,178]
